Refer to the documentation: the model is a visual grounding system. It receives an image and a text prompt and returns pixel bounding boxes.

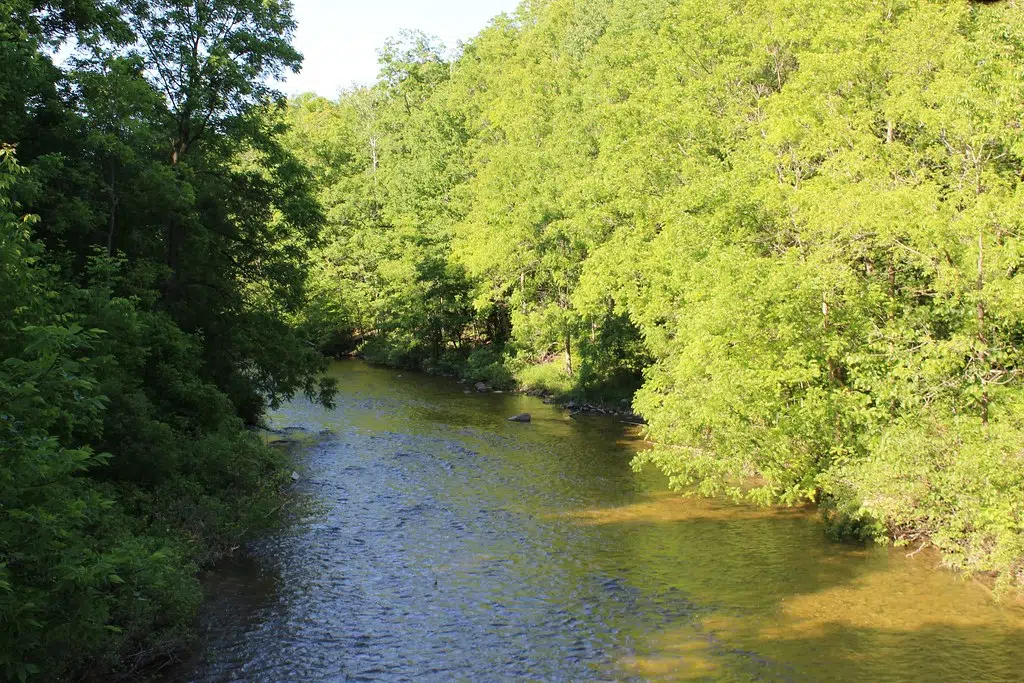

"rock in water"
[475,382,489,393]
[508,413,531,423]
[290,471,301,482]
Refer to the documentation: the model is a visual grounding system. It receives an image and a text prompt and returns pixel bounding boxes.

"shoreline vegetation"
[1,2,331,680]
[3,0,1024,680]
[350,355,1019,597]
[332,356,1024,603]
[290,0,1024,597]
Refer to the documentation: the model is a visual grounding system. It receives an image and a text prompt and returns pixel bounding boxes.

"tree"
[293,0,1024,587]
[0,0,335,677]
[127,0,301,164]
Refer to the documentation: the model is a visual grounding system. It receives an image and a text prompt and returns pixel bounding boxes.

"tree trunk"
[564,332,573,376]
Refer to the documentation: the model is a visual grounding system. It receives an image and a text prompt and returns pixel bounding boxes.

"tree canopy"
[0,0,332,678]
[6,0,1024,676]
[292,0,1024,590]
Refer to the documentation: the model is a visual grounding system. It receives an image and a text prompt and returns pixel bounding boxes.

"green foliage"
[0,0,332,677]
[462,346,515,388]
[513,360,574,397]
[0,148,197,680]
[293,0,1024,588]
[285,33,482,374]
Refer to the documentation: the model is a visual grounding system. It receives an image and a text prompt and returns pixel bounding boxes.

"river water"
[179,360,1024,682]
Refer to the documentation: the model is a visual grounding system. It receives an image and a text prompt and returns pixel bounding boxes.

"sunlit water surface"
[178,361,1024,682]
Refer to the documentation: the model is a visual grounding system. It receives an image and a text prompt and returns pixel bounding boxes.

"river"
[177,360,1024,682]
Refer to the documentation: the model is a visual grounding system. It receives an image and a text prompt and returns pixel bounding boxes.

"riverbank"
[342,353,1024,594]
[288,0,1024,598]
[110,437,304,683]
[351,347,645,420]
[177,360,1024,682]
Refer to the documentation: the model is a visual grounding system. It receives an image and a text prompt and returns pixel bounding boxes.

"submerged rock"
[508,413,532,423]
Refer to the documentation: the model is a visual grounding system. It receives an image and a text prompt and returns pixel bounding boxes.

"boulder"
[507,413,532,423]
[475,382,489,393]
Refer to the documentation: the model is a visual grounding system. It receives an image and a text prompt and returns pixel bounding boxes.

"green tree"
[292,0,1024,587]
[0,0,335,677]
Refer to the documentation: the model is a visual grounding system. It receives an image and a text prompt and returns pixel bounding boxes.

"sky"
[283,0,522,98]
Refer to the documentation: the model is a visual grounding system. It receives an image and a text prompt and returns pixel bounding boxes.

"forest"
[1,0,333,679]
[288,0,1024,594]
[3,0,1024,679]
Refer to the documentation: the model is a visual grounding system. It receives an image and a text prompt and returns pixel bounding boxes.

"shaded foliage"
[0,1,332,679]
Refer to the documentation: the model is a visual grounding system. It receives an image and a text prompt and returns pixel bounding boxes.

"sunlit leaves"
[299,0,1024,587]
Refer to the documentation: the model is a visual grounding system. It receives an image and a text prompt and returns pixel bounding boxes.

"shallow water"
[179,360,1024,682]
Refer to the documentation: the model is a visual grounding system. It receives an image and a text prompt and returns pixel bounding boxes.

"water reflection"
[177,360,1024,682]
